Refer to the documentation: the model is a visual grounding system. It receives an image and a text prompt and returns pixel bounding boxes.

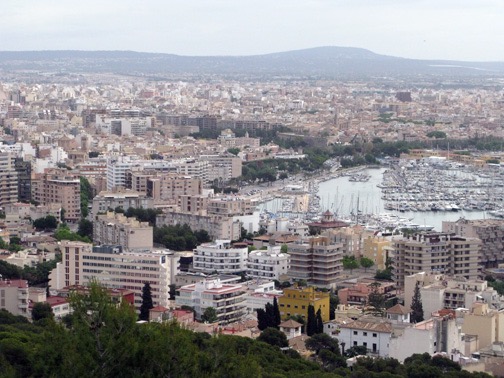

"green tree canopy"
[410,282,424,323]
[257,327,288,348]
[202,307,218,323]
[359,257,374,272]
[366,282,386,316]
[139,282,153,321]
[343,256,360,273]
[306,304,317,336]
[33,215,58,230]
[31,302,54,322]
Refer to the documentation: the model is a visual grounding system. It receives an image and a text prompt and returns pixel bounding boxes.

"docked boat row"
[378,158,504,213]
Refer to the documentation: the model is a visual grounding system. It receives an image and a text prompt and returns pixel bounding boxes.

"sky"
[0,0,503,62]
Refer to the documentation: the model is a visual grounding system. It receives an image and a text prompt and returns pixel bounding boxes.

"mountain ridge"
[0,46,502,78]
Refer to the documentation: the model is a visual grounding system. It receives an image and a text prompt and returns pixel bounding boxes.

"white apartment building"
[176,278,246,324]
[49,241,179,309]
[193,240,248,275]
[0,279,29,317]
[107,156,136,190]
[244,280,283,313]
[247,245,290,280]
[96,116,149,136]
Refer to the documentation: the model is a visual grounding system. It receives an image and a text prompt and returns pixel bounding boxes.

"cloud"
[0,0,502,61]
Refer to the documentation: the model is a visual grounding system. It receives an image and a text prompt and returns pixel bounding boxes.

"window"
[363,332,367,336]
[363,342,367,348]
[353,331,358,335]
[353,341,357,346]
[373,333,377,338]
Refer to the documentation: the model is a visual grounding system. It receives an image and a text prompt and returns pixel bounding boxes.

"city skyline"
[1,0,503,62]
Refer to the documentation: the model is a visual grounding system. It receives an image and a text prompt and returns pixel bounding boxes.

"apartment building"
[207,196,253,217]
[49,241,178,309]
[362,234,391,270]
[31,168,81,222]
[14,157,31,203]
[443,218,504,268]
[146,175,202,202]
[0,279,29,317]
[91,189,153,217]
[93,212,153,249]
[176,278,246,325]
[200,155,242,182]
[404,272,501,320]
[192,240,248,274]
[0,150,18,207]
[156,211,242,241]
[462,302,504,349]
[278,286,330,321]
[325,226,364,258]
[391,232,480,288]
[247,245,290,280]
[338,280,395,306]
[96,116,149,136]
[288,236,344,289]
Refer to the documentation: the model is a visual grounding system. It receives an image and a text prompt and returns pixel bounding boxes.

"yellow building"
[362,235,390,270]
[279,286,330,322]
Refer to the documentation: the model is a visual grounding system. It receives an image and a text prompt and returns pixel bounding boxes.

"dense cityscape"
[1,2,504,374]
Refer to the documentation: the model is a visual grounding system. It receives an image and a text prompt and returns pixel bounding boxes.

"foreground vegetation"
[0,283,491,377]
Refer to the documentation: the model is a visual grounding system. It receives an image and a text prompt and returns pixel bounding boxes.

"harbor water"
[262,167,492,232]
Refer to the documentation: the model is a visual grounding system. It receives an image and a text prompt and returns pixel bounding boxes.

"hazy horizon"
[1,0,503,62]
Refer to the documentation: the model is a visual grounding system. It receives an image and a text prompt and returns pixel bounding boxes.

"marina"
[260,159,498,232]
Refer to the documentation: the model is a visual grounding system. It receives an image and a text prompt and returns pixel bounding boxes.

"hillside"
[0,47,503,78]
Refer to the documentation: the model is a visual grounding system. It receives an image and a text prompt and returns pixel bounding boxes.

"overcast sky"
[0,0,502,61]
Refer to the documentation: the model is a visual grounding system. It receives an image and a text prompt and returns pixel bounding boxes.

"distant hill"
[0,47,503,78]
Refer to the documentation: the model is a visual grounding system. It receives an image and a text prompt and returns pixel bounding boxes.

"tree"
[305,333,341,355]
[256,308,268,331]
[426,130,446,139]
[306,304,317,336]
[366,282,385,316]
[31,302,53,322]
[345,345,368,357]
[410,281,424,323]
[280,244,288,253]
[202,307,218,323]
[342,256,359,273]
[375,269,393,281]
[139,282,153,321]
[77,218,93,239]
[329,292,339,321]
[316,308,324,334]
[272,297,281,328]
[169,284,177,300]
[227,147,240,156]
[359,257,374,272]
[257,327,288,348]
[33,215,58,230]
